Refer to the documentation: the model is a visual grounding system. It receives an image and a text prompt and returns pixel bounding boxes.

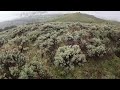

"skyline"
[0,11,120,22]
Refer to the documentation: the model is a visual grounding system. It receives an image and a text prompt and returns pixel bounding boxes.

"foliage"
[10,36,30,52]
[87,44,106,58]
[27,30,40,43]
[54,45,87,71]
[19,57,53,79]
[0,50,26,79]
[1,20,120,79]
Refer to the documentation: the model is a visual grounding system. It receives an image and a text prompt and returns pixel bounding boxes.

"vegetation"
[0,50,26,79]
[54,45,86,71]
[0,12,120,79]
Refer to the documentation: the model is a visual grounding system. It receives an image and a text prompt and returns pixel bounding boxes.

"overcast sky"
[0,11,120,22]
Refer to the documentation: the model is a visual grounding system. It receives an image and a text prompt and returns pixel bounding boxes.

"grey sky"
[0,11,120,22]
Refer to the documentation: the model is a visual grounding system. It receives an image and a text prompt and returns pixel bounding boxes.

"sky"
[0,11,120,22]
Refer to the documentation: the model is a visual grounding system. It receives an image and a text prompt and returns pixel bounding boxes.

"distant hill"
[0,14,61,29]
[51,12,120,25]
[50,12,106,23]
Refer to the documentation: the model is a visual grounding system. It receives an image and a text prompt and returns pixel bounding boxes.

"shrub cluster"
[54,45,86,70]
[0,50,26,79]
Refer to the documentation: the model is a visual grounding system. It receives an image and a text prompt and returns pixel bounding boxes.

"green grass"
[72,56,120,79]
[50,13,120,26]
[49,56,120,79]
[51,13,107,23]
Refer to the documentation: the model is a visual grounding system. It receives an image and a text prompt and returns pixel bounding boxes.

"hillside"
[0,14,61,29]
[0,12,120,30]
[51,12,120,25]
[0,13,120,79]
[51,12,106,23]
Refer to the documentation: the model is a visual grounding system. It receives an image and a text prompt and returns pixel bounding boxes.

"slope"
[50,12,106,23]
[51,12,120,25]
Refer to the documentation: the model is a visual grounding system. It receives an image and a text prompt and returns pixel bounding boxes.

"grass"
[51,13,107,24]
[72,56,120,79]
[47,56,120,79]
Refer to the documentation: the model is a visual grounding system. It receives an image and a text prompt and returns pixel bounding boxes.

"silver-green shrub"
[0,50,26,79]
[19,57,53,79]
[54,45,86,70]
[87,44,106,58]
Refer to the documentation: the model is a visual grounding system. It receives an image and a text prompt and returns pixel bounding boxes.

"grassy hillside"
[51,12,120,26]
[51,12,107,23]
[0,13,120,79]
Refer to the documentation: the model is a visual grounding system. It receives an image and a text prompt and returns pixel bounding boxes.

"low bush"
[27,30,41,43]
[0,50,26,79]
[54,45,87,71]
[10,36,30,52]
[87,44,106,58]
[19,57,53,79]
